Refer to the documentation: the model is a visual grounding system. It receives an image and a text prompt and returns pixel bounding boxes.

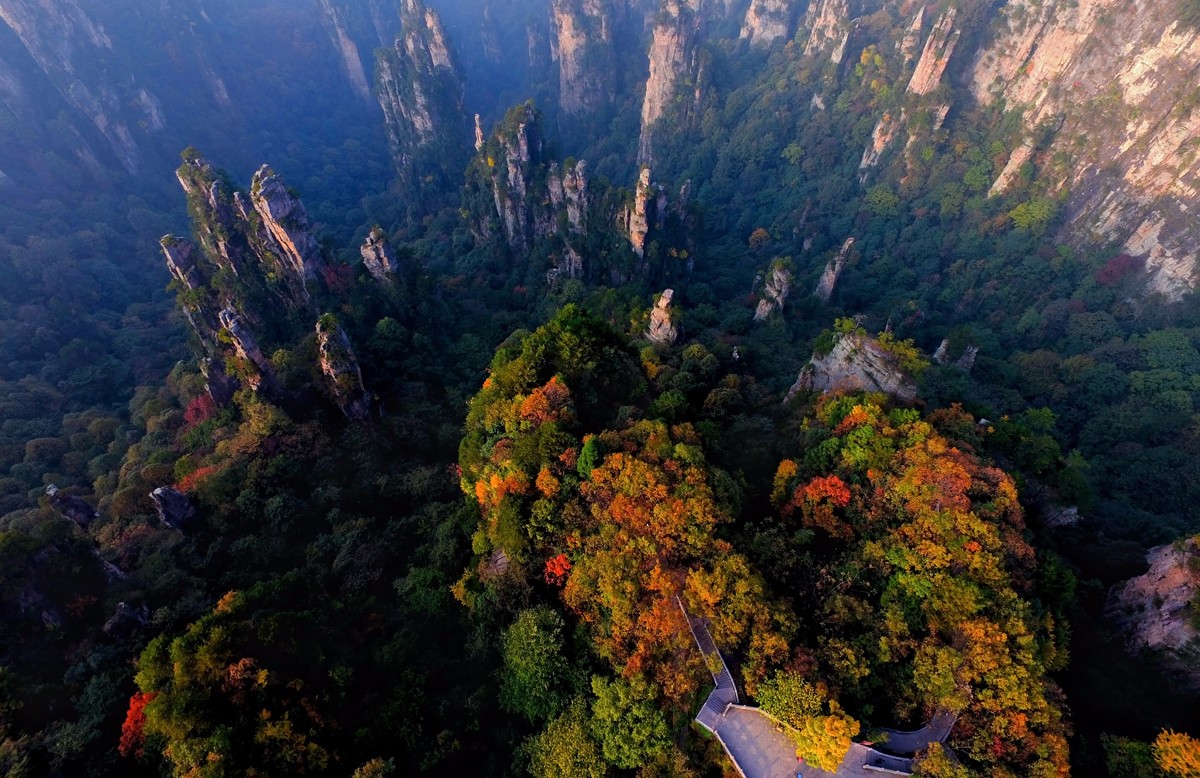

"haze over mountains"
[1,1,1200,777]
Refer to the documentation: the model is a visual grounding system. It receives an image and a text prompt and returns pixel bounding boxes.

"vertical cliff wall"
[971,0,1200,299]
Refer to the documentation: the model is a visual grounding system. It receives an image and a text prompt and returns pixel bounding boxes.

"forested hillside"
[2,1,1200,777]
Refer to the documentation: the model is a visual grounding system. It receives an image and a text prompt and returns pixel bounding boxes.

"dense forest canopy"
[2,0,1200,777]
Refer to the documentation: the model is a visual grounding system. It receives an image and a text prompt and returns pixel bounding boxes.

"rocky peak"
[816,237,855,303]
[906,7,959,96]
[361,226,401,281]
[316,315,370,420]
[638,0,704,165]
[469,102,591,275]
[741,0,794,46]
[376,0,466,200]
[754,257,794,322]
[787,330,918,403]
[552,0,617,115]
[626,167,654,258]
[803,0,851,64]
[250,164,325,290]
[646,288,679,345]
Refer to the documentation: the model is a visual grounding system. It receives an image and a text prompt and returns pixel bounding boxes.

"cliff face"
[802,0,852,63]
[552,0,616,115]
[250,165,326,290]
[376,0,467,200]
[637,0,704,165]
[0,0,390,196]
[741,0,794,46]
[317,0,374,101]
[816,237,855,303]
[0,0,150,173]
[971,0,1200,300]
[1108,538,1200,688]
[788,331,918,403]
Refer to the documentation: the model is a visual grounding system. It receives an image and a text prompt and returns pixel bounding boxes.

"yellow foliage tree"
[1154,730,1200,778]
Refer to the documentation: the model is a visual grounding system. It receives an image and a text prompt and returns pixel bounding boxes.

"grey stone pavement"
[717,707,917,778]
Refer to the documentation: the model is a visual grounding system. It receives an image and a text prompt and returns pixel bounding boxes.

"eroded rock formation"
[787,331,918,403]
[646,288,679,345]
[376,0,466,195]
[971,0,1200,299]
[638,0,703,165]
[816,237,855,303]
[754,258,793,321]
[361,226,401,281]
[151,486,196,532]
[316,316,370,420]
[250,165,325,289]
[741,0,794,45]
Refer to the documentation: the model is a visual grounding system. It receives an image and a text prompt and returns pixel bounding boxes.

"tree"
[749,228,771,251]
[1154,730,1200,778]
[527,698,607,778]
[500,606,573,723]
[590,675,671,769]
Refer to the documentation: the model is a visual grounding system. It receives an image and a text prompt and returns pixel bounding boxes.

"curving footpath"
[678,598,955,778]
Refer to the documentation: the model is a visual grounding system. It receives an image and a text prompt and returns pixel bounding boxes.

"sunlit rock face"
[646,288,679,345]
[972,0,1200,299]
[788,331,917,403]
[637,0,703,165]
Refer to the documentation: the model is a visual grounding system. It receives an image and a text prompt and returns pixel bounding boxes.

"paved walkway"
[676,599,956,778]
[877,708,956,755]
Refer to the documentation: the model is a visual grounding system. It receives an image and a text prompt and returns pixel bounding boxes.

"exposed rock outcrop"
[317,0,373,101]
[103,601,149,639]
[316,316,370,420]
[906,8,958,96]
[971,0,1200,299]
[219,307,275,392]
[150,486,196,532]
[754,258,793,321]
[787,331,918,403]
[741,0,794,46]
[45,484,97,527]
[932,337,979,372]
[361,226,401,281]
[626,167,653,258]
[376,0,467,197]
[1108,538,1200,688]
[638,0,704,165]
[803,0,851,64]
[0,0,148,172]
[816,237,855,303]
[646,288,679,345]
[250,165,325,290]
[467,103,590,277]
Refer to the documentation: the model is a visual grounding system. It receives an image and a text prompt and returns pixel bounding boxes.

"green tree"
[527,698,607,778]
[590,675,671,769]
[500,606,573,723]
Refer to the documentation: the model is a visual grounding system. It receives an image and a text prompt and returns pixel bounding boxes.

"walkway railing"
[677,596,738,733]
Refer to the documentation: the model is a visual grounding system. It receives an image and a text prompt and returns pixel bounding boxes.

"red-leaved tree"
[118,691,157,758]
